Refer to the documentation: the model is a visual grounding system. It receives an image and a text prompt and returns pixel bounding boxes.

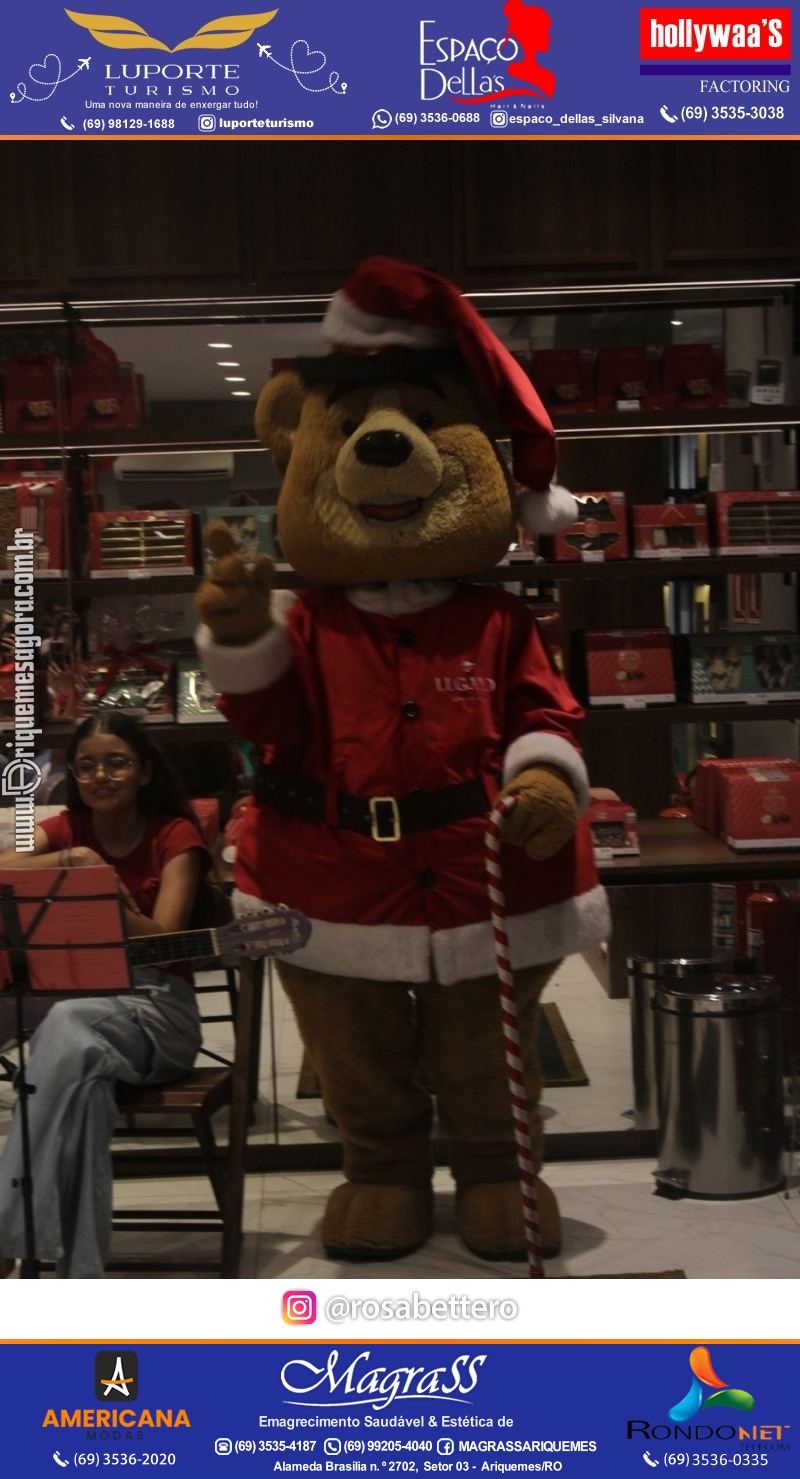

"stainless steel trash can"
[626,956,731,1130]
[653,975,784,1199]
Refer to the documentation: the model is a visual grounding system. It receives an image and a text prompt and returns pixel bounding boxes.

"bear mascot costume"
[195,256,610,1264]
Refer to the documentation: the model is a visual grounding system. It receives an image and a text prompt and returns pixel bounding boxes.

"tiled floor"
[3,955,800,1279]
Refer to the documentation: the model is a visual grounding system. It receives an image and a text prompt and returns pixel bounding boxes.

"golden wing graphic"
[64,10,170,50]
[173,11,279,52]
[65,9,279,52]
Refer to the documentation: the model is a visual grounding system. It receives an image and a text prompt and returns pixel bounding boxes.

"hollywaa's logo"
[421,1,557,104]
[65,7,278,51]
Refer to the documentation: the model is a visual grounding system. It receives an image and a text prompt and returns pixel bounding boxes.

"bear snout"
[355,429,413,468]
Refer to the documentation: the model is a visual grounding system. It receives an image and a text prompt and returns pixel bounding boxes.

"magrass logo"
[65,7,278,52]
[95,1351,139,1401]
[668,1346,754,1422]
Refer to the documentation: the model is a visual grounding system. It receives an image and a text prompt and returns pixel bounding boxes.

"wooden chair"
[109,955,263,1278]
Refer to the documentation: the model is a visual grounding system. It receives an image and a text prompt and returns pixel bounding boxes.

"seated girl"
[0,713,210,1279]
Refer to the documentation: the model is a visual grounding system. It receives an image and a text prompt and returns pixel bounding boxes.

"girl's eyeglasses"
[69,755,137,780]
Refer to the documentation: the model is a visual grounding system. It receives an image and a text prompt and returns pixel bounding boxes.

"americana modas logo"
[95,1351,139,1401]
[65,8,278,52]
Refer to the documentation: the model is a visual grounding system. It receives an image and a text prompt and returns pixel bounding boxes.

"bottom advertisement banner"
[0,1341,796,1472]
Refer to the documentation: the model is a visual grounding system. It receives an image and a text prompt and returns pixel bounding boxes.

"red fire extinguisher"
[746,882,800,1072]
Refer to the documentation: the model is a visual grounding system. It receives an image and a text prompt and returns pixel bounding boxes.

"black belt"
[253,763,489,842]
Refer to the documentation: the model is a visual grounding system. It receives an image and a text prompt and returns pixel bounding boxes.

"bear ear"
[255,370,307,472]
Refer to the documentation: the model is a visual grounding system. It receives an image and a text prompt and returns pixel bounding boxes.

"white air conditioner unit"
[113,452,235,483]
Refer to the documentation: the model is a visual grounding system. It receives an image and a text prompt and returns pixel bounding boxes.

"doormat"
[564,1271,687,1279]
[296,1002,589,1098]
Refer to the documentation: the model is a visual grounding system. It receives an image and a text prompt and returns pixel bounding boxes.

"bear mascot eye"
[342,417,360,437]
[415,410,434,431]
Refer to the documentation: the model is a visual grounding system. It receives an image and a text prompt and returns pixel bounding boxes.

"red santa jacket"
[197,580,609,984]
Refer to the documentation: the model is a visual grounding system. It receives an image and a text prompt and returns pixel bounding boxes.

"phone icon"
[643,1453,660,1469]
[60,116,76,131]
[660,105,678,123]
[53,1453,69,1469]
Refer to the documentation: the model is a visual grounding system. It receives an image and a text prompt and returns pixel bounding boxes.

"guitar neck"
[127,926,218,970]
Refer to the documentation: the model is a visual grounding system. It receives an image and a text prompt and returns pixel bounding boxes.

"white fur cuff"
[195,621,292,695]
[517,484,578,535]
[503,733,590,814]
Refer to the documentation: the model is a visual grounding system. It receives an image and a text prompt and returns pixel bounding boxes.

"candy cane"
[484,795,544,1279]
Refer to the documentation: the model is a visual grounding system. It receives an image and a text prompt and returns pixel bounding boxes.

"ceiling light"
[208,341,233,349]
[225,375,246,382]
[671,319,683,326]
[216,361,240,367]
[232,390,251,397]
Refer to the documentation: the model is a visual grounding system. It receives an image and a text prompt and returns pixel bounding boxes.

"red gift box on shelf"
[0,473,68,578]
[68,362,140,431]
[89,510,197,576]
[719,763,800,851]
[630,501,710,558]
[693,757,800,835]
[661,343,727,409]
[588,798,640,858]
[578,627,676,707]
[595,346,661,411]
[528,349,596,414]
[77,646,175,724]
[539,492,628,562]
[707,490,800,555]
[2,354,66,434]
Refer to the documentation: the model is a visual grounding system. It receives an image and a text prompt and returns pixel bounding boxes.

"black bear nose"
[355,430,413,467]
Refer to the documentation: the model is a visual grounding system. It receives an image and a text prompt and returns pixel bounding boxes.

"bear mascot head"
[196,257,609,1266]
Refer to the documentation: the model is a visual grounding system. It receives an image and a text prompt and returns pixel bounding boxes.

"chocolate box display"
[201,506,277,570]
[2,354,66,433]
[588,798,640,858]
[68,362,140,431]
[719,764,800,851]
[0,473,67,577]
[630,502,710,558]
[596,345,660,411]
[176,655,226,725]
[694,757,800,835]
[677,632,800,704]
[77,650,175,724]
[528,348,596,414]
[539,491,629,562]
[707,491,800,555]
[577,627,676,707]
[89,510,197,576]
[661,343,727,409]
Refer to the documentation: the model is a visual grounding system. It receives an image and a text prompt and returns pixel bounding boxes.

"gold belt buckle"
[369,795,401,842]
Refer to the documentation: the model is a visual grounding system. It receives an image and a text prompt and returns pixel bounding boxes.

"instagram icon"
[283,1290,317,1324]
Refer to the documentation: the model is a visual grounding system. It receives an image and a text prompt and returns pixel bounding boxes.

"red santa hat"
[318,256,576,533]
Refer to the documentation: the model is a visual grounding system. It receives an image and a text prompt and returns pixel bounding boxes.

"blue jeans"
[0,970,201,1278]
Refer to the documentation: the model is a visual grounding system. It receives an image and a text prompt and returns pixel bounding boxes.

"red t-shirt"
[39,812,210,984]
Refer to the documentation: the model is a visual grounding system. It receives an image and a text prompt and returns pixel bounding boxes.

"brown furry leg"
[277,962,434,1259]
[417,962,562,1259]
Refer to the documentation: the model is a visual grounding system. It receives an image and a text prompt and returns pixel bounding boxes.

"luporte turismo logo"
[65,7,278,52]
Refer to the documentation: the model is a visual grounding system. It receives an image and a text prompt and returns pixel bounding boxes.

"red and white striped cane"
[484,794,544,1279]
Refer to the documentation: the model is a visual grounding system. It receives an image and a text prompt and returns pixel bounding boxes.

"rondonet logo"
[65,8,278,51]
[281,1350,487,1412]
[640,8,792,61]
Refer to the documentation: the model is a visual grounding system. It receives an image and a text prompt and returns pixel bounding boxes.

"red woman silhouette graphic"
[502,1,555,99]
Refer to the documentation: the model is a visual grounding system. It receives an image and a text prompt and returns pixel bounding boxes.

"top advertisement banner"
[0,0,797,138]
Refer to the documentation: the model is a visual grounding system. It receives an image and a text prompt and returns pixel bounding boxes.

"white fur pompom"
[517,484,579,535]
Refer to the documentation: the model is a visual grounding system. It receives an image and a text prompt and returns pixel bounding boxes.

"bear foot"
[456,1178,561,1260]
[322,1183,433,1261]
